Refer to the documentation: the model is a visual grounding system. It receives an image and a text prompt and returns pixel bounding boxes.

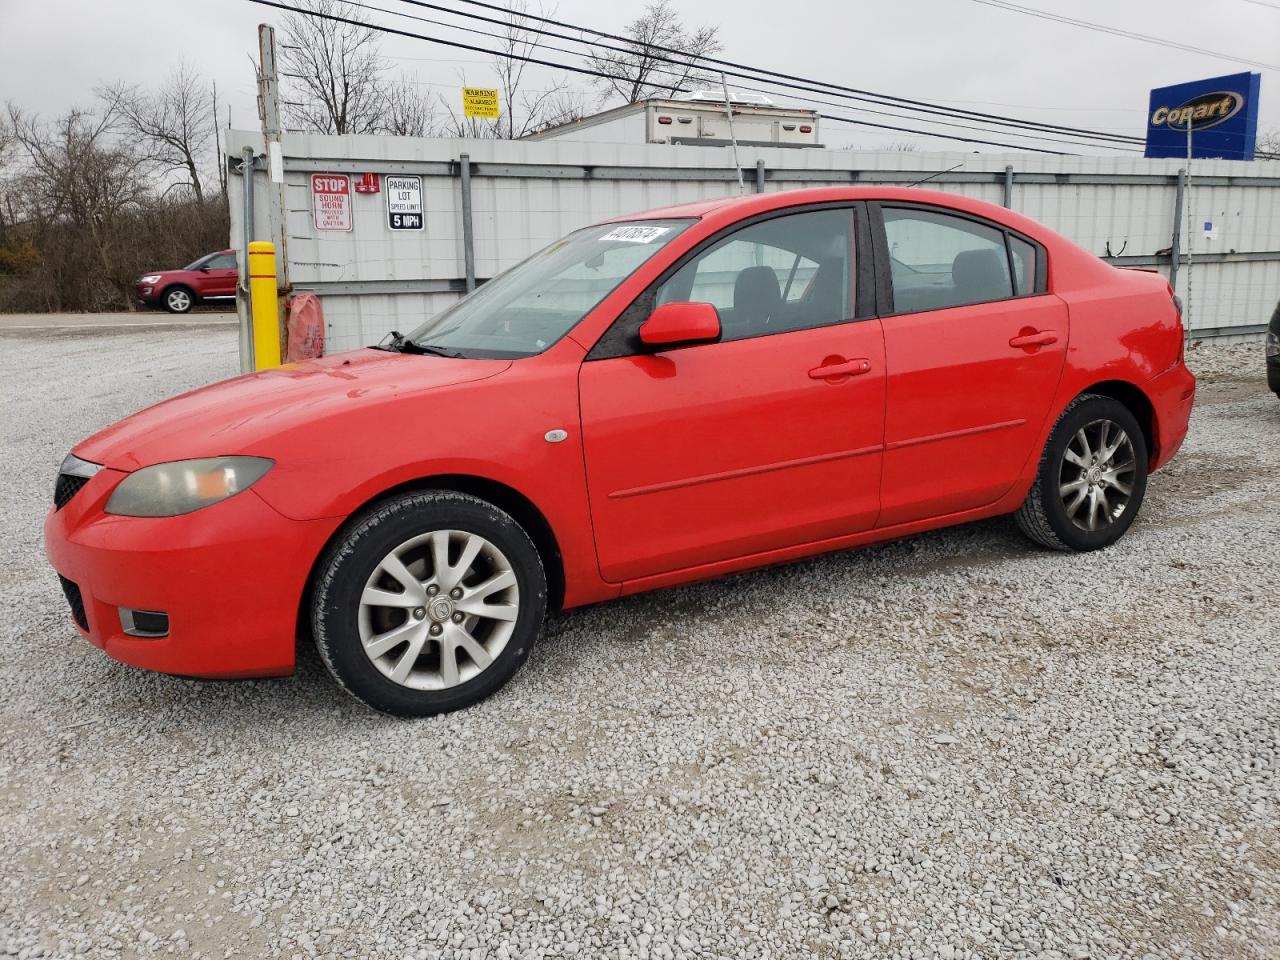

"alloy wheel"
[1058,418,1136,532]
[358,529,520,690]
[166,289,192,311]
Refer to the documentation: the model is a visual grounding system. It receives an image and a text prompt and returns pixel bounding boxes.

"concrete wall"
[225,130,1280,355]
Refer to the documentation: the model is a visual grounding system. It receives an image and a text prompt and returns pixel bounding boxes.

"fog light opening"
[119,608,170,638]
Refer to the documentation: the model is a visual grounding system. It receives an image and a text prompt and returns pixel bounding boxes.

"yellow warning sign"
[462,87,500,119]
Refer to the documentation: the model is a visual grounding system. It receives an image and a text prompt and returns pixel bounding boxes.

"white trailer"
[526,93,821,149]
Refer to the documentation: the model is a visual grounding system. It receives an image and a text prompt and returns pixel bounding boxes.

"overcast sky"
[2,0,1277,156]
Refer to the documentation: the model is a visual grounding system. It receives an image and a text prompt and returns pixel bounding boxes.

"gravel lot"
[1,328,1277,960]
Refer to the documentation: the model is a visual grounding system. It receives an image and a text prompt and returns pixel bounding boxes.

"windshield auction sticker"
[311,174,352,232]
[600,225,670,244]
[386,175,424,231]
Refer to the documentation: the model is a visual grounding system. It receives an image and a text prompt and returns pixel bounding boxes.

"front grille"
[58,575,88,631]
[54,473,89,510]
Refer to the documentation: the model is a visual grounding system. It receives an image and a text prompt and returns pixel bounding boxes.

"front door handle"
[809,357,872,380]
[1009,330,1059,348]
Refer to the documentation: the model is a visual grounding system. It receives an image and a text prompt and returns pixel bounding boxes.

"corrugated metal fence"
[226,130,1280,355]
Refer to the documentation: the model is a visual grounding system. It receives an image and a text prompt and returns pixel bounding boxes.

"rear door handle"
[1009,330,1059,348]
[808,357,872,380]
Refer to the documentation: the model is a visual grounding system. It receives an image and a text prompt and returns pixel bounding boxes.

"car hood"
[75,348,511,471]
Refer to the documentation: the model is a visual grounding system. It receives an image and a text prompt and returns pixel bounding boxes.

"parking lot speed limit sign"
[386,175,424,231]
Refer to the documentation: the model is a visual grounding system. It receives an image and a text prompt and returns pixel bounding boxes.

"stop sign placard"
[311,174,352,232]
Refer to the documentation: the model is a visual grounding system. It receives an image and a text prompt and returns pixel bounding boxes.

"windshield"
[405,219,694,358]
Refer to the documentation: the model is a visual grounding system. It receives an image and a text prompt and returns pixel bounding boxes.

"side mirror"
[638,302,721,349]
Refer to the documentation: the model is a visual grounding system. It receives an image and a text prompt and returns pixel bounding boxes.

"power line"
[248,0,1086,154]
[960,0,1280,71]
[348,0,1140,151]
[426,0,1145,143]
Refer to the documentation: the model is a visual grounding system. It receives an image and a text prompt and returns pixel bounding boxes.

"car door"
[871,203,1067,527]
[578,206,886,583]
[201,253,239,298]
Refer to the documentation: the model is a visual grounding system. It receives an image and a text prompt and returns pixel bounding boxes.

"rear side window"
[1009,235,1037,296]
[883,208,1013,312]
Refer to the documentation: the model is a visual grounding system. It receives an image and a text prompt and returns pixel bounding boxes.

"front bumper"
[44,467,342,679]
[136,284,161,307]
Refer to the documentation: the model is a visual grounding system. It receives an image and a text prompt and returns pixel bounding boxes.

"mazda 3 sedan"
[46,187,1196,716]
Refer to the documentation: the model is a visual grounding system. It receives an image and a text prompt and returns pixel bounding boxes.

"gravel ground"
[1,330,1277,960]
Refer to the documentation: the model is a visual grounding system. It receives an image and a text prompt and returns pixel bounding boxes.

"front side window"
[655,209,852,342]
[884,207,1013,313]
[206,254,238,270]
[407,219,693,358]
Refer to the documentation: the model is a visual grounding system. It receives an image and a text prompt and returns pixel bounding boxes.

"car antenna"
[906,163,964,188]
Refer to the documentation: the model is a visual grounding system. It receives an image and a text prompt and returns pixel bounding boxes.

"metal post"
[249,241,281,370]
[1169,168,1185,293]
[459,153,476,294]
[238,147,256,374]
[1003,164,1014,208]
[1184,124,1194,329]
[755,159,766,193]
[720,73,745,194]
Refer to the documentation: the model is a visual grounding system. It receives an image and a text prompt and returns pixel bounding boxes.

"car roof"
[604,185,1073,255]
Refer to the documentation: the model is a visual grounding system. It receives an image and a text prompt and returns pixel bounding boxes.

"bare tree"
[0,109,18,231]
[1257,127,1280,161]
[589,0,721,104]
[99,62,213,202]
[7,104,151,308]
[280,0,386,134]
[438,2,587,139]
[381,75,438,137]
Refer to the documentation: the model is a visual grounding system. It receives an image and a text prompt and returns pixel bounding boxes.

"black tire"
[312,491,546,717]
[1015,394,1149,552]
[162,285,194,314]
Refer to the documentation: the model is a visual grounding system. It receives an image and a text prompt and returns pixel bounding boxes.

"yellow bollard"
[248,241,281,370]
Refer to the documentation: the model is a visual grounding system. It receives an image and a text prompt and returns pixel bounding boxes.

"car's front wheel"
[1015,394,1149,551]
[312,491,546,716]
[163,286,194,314]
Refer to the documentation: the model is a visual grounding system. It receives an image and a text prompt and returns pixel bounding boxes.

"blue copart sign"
[1145,72,1262,161]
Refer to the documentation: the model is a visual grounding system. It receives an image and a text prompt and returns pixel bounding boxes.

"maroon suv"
[136,250,238,313]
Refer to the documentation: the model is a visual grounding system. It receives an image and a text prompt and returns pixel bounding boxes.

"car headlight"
[1267,331,1279,359]
[105,457,274,517]
[139,275,162,284]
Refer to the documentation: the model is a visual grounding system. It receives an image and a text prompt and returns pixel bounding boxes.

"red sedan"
[46,188,1195,715]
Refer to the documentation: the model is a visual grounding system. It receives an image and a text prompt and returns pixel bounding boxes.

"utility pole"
[257,23,290,358]
[212,80,227,196]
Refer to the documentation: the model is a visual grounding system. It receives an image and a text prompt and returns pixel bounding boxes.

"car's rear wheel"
[312,491,546,716]
[163,286,194,314]
[1015,394,1148,552]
